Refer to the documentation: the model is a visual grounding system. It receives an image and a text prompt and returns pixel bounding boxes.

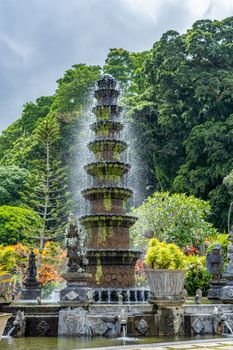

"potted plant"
[145,238,186,304]
[0,266,12,340]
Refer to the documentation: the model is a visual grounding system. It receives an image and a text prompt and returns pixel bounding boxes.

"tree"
[0,96,54,161]
[130,192,216,250]
[173,116,233,229]
[0,206,41,245]
[125,18,233,230]
[52,63,101,119]
[0,166,29,206]
[104,48,148,92]
[21,115,71,250]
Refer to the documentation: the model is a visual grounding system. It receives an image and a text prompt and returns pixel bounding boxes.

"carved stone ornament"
[88,318,109,336]
[135,318,149,335]
[66,290,79,301]
[191,318,205,334]
[226,289,233,298]
[36,321,50,336]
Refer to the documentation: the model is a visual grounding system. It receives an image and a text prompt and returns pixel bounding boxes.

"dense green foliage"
[0,206,41,245]
[0,166,29,206]
[130,192,216,249]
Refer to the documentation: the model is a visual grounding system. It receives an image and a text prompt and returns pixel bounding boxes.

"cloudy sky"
[0,0,232,133]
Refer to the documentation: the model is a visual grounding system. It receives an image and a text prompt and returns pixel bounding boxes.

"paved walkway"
[87,338,233,350]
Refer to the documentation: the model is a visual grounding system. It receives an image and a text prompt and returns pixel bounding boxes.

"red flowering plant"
[134,259,148,287]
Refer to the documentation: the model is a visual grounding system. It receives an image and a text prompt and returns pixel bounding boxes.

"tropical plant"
[145,238,185,269]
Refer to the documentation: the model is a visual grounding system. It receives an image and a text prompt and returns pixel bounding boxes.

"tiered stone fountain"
[80,74,141,291]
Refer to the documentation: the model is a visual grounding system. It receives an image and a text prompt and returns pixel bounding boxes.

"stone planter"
[146,269,185,306]
[0,313,11,340]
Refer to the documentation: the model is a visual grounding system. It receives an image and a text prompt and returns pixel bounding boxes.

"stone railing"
[92,288,150,304]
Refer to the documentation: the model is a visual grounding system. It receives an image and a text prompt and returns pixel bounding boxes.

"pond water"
[1,335,217,350]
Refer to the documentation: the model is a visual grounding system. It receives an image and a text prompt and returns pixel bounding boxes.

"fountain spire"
[80,74,140,288]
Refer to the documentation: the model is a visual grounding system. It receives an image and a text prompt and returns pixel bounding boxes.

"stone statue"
[65,213,88,273]
[25,251,37,281]
[21,251,41,300]
[60,213,91,305]
[13,310,26,337]
[206,244,224,280]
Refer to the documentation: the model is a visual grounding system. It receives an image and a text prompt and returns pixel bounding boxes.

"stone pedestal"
[220,278,233,303]
[21,287,41,300]
[60,272,92,307]
[21,276,41,300]
[208,280,226,300]
[150,299,184,336]
[156,306,184,336]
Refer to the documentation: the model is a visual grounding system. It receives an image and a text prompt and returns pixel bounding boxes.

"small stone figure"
[65,213,88,273]
[213,306,223,335]
[36,296,42,305]
[195,288,202,304]
[181,288,188,299]
[27,251,37,279]
[21,251,41,300]
[13,310,26,337]
[87,289,93,302]
[118,293,123,305]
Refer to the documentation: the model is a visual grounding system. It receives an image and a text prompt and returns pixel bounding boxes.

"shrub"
[184,255,211,296]
[145,238,185,269]
[130,192,216,250]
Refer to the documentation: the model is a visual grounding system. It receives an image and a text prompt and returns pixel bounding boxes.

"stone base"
[58,308,158,337]
[60,282,91,307]
[58,308,117,336]
[21,288,41,300]
[208,280,226,300]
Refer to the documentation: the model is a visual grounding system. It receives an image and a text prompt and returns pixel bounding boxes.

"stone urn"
[146,269,186,306]
[0,313,11,340]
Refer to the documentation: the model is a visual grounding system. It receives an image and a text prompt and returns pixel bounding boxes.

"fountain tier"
[88,139,127,161]
[87,249,141,288]
[85,161,130,185]
[90,121,123,139]
[82,187,132,214]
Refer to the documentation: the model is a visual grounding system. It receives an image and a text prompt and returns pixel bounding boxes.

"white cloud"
[0,32,33,62]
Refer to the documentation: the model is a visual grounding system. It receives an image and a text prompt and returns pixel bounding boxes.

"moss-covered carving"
[103,192,112,211]
[96,255,103,285]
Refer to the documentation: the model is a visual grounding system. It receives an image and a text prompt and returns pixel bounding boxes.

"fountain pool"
[0,335,220,350]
